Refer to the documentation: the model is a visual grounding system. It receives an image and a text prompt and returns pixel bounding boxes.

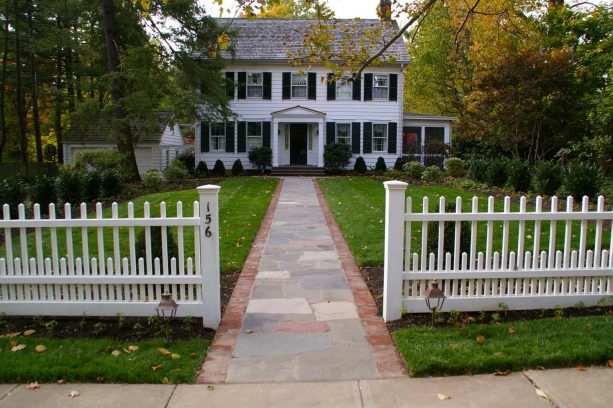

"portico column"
[317,119,324,168]
[272,119,279,167]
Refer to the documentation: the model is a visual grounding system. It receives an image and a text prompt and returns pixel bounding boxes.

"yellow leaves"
[26,382,40,390]
[56,379,66,385]
[493,370,511,376]
[217,32,231,51]
[157,347,172,356]
[207,384,215,391]
[1,331,22,339]
[508,326,516,334]
[35,345,47,353]
[535,388,549,400]
[11,344,26,352]
[23,329,36,337]
[161,376,169,384]
[476,335,486,344]
[170,353,181,360]
[68,391,80,399]
[127,345,139,353]
[152,364,163,371]
[111,350,122,357]
[437,393,451,400]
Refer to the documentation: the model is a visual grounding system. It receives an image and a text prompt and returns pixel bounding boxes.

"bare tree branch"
[454,0,481,51]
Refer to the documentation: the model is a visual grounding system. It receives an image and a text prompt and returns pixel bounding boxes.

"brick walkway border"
[197,178,284,384]
[313,180,406,378]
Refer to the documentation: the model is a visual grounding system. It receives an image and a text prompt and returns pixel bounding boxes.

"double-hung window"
[336,78,352,99]
[373,123,388,152]
[211,122,226,151]
[247,73,263,98]
[247,122,262,150]
[292,73,307,98]
[336,123,351,145]
[373,74,389,99]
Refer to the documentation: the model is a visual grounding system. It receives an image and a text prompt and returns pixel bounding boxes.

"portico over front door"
[290,124,308,165]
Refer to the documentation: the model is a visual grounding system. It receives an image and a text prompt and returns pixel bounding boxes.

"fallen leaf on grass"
[494,370,512,376]
[1,332,21,338]
[56,379,66,385]
[577,364,586,372]
[493,352,504,357]
[535,389,549,400]
[161,377,169,384]
[476,335,486,344]
[170,353,181,360]
[508,326,516,334]
[23,329,36,336]
[35,345,47,353]
[586,324,593,330]
[157,347,171,356]
[127,345,139,353]
[26,383,40,390]
[96,376,105,383]
[111,350,122,357]
[437,393,451,400]
[190,352,197,357]
[68,391,80,399]
[151,364,163,371]
[207,384,215,391]
[11,344,26,352]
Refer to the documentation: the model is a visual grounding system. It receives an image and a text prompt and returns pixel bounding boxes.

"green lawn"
[318,177,599,267]
[0,336,208,383]
[4,177,278,274]
[394,315,613,376]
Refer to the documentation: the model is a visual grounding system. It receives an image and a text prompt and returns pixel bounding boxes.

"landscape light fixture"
[156,292,178,338]
[424,280,446,327]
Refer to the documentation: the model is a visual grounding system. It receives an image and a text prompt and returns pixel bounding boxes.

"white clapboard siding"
[382,180,613,321]
[0,185,222,329]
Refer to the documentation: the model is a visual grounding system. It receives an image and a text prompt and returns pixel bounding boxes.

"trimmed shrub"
[394,156,407,171]
[563,163,601,199]
[422,165,443,182]
[403,161,424,180]
[507,160,532,192]
[83,171,102,201]
[212,159,226,177]
[532,161,563,196]
[56,169,84,204]
[100,169,123,197]
[71,150,130,180]
[175,150,195,175]
[354,156,367,174]
[375,157,387,173]
[29,175,57,213]
[195,161,209,177]
[232,159,244,176]
[324,143,352,174]
[485,158,508,187]
[248,147,272,173]
[163,160,189,182]
[444,157,466,177]
[427,202,471,255]
[468,158,488,183]
[142,169,164,191]
[135,226,178,261]
[0,177,27,217]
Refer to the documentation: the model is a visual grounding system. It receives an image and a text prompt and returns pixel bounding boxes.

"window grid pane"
[247,122,262,150]
[292,73,307,98]
[211,122,225,151]
[336,79,352,99]
[336,123,351,144]
[247,73,263,98]
[373,124,387,152]
[373,74,388,99]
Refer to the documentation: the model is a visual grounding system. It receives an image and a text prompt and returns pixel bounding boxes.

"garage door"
[134,147,153,173]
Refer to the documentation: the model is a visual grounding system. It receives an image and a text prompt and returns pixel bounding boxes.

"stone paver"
[525,367,613,408]
[225,177,382,383]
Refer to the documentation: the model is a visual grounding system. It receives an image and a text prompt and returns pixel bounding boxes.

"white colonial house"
[195,18,453,173]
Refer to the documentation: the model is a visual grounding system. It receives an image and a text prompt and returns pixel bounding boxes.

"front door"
[290,124,308,165]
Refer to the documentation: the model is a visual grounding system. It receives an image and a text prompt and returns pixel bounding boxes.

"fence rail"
[382,180,613,321]
[0,185,222,329]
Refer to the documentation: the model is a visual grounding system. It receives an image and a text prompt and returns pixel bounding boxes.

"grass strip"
[393,315,612,377]
[0,336,208,384]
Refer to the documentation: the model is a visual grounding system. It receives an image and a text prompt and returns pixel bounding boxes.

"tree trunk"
[14,0,28,163]
[55,16,64,164]
[100,0,140,180]
[0,10,9,162]
[27,0,43,162]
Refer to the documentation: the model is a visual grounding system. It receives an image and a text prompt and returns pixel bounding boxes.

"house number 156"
[205,203,212,238]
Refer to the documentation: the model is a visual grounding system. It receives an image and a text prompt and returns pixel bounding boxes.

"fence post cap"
[383,180,408,190]
[197,185,222,193]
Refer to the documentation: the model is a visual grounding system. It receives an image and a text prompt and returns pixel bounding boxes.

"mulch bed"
[0,269,241,341]
[360,265,612,332]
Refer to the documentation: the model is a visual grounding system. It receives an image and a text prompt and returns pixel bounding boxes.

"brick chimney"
[379,0,392,21]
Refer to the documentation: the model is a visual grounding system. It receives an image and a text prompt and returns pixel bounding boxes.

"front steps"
[271,166,326,177]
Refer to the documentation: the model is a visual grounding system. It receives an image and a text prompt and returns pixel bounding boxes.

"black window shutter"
[352,74,361,101]
[263,72,272,100]
[262,121,271,147]
[363,122,372,153]
[326,122,336,145]
[351,122,361,154]
[327,73,336,100]
[237,72,246,99]
[388,122,397,154]
[225,122,235,153]
[308,72,316,100]
[237,121,247,153]
[200,122,210,153]
[364,74,373,101]
[389,74,398,101]
[225,72,235,98]
[282,72,291,99]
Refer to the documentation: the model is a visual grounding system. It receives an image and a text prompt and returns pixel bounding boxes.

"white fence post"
[383,180,408,321]
[197,184,222,329]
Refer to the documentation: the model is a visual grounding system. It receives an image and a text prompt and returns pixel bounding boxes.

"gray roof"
[216,18,409,64]
[404,112,457,121]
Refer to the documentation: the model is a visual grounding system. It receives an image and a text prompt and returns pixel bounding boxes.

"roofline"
[403,113,457,121]
[271,105,326,116]
[222,58,409,66]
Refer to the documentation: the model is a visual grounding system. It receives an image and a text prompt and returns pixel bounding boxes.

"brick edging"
[197,178,285,384]
[313,179,407,379]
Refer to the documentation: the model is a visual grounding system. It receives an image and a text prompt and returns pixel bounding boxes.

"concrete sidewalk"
[1,367,610,408]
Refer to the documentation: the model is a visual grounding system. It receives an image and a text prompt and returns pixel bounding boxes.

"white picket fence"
[0,185,222,329]
[383,180,613,321]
